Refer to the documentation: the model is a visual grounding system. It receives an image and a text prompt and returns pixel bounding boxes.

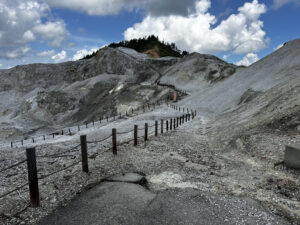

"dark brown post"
[134,125,138,146]
[132,108,134,114]
[32,138,35,143]
[11,142,13,148]
[26,148,40,207]
[170,119,172,130]
[186,114,188,122]
[177,117,179,127]
[107,116,109,122]
[100,117,102,123]
[43,135,45,141]
[80,135,88,173]
[155,121,158,136]
[188,114,191,121]
[61,130,64,135]
[166,120,169,131]
[21,140,23,146]
[119,113,121,119]
[68,128,71,135]
[182,115,185,124]
[173,118,176,129]
[112,128,117,155]
[161,120,164,134]
[179,116,182,126]
[144,123,148,141]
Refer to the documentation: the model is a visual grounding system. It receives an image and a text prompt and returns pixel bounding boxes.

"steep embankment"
[170,39,300,114]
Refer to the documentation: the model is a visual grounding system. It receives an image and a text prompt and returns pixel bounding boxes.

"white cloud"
[274,43,283,51]
[271,0,300,9]
[45,0,198,16]
[222,54,229,60]
[0,0,68,59]
[5,47,31,59]
[235,53,259,66]
[124,0,268,55]
[33,21,67,47]
[51,50,67,62]
[38,50,56,57]
[72,48,98,61]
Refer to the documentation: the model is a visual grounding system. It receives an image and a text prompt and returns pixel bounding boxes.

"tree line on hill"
[81,35,189,60]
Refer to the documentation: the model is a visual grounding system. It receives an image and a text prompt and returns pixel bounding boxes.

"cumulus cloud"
[33,21,67,47]
[124,0,268,55]
[45,0,198,16]
[0,0,68,59]
[37,50,56,57]
[271,0,300,9]
[51,50,67,62]
[236,53,259,66]
[274,43,283,51]
[72,48,98,61]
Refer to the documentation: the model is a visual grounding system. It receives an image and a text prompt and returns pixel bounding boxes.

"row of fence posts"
[9,100,172,149]
[22,110,196,207]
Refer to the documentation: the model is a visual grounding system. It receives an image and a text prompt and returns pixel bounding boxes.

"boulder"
[284,144,300,169]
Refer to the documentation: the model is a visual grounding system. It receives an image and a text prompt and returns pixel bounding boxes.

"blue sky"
[0,0,299,69]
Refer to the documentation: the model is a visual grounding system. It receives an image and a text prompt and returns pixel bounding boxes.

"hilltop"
[84,35,188,59]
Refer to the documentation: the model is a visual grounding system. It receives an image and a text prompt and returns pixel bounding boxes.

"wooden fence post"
[173,118,176,129]
[166,120,169,131]
[176,117,179,127]
[11,141,13,148]
[144,123,148,141]
[68,129,71,135]
[32,138,35,143]
[112,128,117,155]
[52,133,55,139]
[43,135,45,141]
[21,140,23,146]
[170,119,172,130]
[92,120,94,126]
[80,135,89,173]
[61,130,64,135]
[161,120,164,134]
[186,114,188,122]
[26,148,40,207]
[134,125,138,146]
[155,121,158,136]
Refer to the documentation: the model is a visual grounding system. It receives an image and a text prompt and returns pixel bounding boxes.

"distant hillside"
[83,35,188,59]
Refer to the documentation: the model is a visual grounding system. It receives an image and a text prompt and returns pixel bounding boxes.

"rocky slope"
[0,46,236,140]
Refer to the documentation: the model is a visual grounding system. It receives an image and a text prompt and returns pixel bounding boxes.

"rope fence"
[0,98,174,149]
[0,101,196,209]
